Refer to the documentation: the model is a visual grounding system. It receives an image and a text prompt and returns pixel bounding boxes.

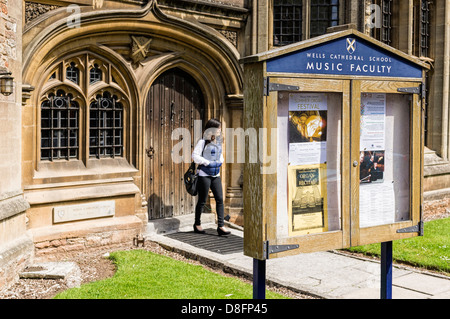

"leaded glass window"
[310,0,339,38]
[370,0,393,46]
[89,92,123,158]
[66,62,79,85]
[40,54,129,163]
[90,64,102,84]
[273,0,340,46]
[41,90,79,161]
[273,0,303,46]
[420,0,430,58]
[381,0,392,45]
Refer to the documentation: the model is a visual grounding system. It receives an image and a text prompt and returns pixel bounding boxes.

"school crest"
[346,38,356,54]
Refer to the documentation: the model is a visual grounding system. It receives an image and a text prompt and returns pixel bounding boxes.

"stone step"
[19,262,81,288]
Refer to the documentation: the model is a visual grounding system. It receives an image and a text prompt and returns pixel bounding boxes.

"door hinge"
[397,85,421,96]
[263,77,299,96]
[263,241,299,259]
[396,221,424,236]
[398,84,426,110]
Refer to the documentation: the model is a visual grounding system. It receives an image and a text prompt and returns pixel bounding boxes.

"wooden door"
[145,68,204,220]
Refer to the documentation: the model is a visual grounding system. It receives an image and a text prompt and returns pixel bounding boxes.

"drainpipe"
[408,0,413,55]
[443,0,450,160]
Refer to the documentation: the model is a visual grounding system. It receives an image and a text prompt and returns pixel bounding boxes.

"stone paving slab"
[146,216,450,299]
[19,262,81,288]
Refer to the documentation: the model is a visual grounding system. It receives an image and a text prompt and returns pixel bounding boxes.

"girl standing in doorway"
[192,119,230,236]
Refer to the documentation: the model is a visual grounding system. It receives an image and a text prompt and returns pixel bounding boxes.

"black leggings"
[195,176,225,227]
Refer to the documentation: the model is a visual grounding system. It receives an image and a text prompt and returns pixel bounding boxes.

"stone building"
[0,0,34,292]
[0,0,448,291]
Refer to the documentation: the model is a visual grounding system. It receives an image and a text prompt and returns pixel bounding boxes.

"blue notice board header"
[266,37,423,78]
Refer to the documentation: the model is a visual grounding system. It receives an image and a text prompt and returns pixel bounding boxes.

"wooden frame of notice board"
[241,28,430,261]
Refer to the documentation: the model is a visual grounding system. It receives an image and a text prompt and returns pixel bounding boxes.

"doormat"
[165,228,243,255]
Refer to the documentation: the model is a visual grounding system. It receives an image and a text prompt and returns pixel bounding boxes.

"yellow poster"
[288,164,328,236]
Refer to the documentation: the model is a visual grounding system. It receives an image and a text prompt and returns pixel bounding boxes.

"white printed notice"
[359,93,395,227]
[359,182,395,227]
[360,93,386,151]
[288,93,327,166]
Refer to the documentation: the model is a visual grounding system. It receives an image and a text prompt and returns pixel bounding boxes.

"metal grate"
[166,228,243,255]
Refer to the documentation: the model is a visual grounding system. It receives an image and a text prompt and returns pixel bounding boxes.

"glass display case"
[241,28,428,260]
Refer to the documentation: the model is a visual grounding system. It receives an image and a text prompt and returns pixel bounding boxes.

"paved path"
[145,214,450,299]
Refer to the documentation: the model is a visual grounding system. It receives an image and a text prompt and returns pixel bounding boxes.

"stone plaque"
[53,201,115,223]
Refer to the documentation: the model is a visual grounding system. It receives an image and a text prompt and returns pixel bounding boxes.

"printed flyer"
[359,93,395,227]
[288,164,328,236]
[288,93,327,166]
[360,93,386,151]
[359,182,395,227]
[360,93,386,184]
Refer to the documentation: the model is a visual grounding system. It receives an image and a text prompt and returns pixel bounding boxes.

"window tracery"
[39,53,129,162]
[41,89,79,161]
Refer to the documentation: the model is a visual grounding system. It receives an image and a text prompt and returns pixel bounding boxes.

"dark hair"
[204,118,221,131]
[203,119,221,144]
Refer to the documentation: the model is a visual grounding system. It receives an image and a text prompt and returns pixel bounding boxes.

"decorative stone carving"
[92,0,105,10]
[219,30,237,47]
[22,84,34,106]
[130,35,152,63]
[25,2,61,24]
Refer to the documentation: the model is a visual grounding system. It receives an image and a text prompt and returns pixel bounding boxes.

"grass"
[53,250,289,299]
[346,217,450,274]
[53,218,449,298]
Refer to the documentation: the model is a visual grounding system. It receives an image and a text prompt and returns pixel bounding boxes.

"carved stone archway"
[21,1,243,231]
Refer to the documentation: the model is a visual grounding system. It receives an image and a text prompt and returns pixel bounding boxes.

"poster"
[359,182,395,227]
[360,150,385,183]
[288,93,327,166]
[288,164,328,236]
[359,93,395,227]
[360,93,385,151]
[360,93,386,184]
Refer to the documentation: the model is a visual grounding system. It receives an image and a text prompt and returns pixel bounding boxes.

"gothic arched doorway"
[145,68,205,220]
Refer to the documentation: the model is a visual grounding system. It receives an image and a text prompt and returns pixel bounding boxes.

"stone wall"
[31,215,143,260]
[0,2,21,191]
[0,0,34,292]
